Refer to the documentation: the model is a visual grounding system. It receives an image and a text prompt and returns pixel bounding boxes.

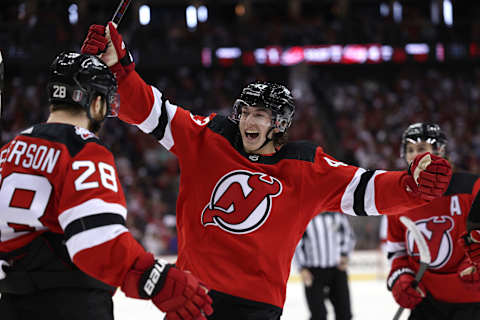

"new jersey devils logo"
[406,216,454,269]
[201,170,282,234]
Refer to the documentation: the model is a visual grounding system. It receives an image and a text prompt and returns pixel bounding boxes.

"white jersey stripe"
[137,86,163,134]
[58,198,127,230]
[66,224,129,258]
[340,168,366,216]
[364,170,386,216]
[385,240,405,252]
[158,99,177,150]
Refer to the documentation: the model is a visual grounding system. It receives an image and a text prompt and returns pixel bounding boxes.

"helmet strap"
[251,127,275,153]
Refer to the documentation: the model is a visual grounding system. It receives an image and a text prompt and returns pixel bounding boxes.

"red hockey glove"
[458,230,480,285]
[404,152,451,201]
[81,22,134,82]
[121,253,213,319]
[388,268,426,309]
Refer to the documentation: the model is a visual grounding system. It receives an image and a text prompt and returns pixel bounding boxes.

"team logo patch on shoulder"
[21,127,34,135]
[201,170,282,234]
[189,113,211,126]
[75,126,97,140]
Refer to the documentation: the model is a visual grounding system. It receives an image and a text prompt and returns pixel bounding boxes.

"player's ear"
[90,95,106,120]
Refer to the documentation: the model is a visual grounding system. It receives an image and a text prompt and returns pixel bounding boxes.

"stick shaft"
[112,0,132,25]
[392,217,431,320]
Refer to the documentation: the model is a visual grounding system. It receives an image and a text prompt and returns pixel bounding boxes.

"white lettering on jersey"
[7,140,27,165]
[3,141,61,174]
[98,162,118,192]
[323,157,347,168]
[450,195,462,216]
[0,148,10,172]
[0,173,51,241]
[73,161,99,190]
[31,146,47,170]
[22,144,37,168]
[73,160,118,192]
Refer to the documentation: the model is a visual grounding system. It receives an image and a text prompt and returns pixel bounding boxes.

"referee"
[294,212,356,320]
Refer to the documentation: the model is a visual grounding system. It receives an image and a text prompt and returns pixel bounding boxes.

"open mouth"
[245,131,259,140]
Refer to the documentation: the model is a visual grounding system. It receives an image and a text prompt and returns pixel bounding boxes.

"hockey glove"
[81,22,134,82]
[388,268,426,309]
[121,253,213,319]
[404,152,452,201]
[458,230,480,284]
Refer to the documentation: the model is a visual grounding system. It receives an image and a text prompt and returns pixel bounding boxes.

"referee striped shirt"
[295,212,356,268]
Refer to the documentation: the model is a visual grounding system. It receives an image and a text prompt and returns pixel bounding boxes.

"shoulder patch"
[22,123,108,158]
[189,113,211,126]
[74,126,97,140]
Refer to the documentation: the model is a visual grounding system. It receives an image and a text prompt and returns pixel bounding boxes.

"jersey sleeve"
[117,70,214,157]
[57,142,145,286]
[314,150,426,217]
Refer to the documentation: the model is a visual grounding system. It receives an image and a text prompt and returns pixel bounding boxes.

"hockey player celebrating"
[385,123,480,319]
[0,52,212,320]
[82,23,452,319]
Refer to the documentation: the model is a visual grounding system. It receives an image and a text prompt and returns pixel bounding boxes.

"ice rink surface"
[113,278,409,320]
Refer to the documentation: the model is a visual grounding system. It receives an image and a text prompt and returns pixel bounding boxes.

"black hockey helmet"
[231,81,295,133]
[400,122,447,158]
[47,51,119,117]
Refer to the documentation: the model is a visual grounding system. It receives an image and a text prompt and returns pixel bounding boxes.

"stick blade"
[399,216,432,264]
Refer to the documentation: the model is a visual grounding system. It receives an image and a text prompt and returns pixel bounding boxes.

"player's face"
[405,141,434,165]
[238,105,276,154]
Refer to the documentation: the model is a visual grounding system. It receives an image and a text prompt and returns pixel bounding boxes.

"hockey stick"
[392,216,432,320]
[112,0,132,25]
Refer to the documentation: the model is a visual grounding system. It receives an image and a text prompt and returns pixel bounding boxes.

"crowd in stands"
[1,1,479,254]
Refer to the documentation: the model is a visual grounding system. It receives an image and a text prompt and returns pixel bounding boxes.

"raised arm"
[82,22,154,125]
[318,151,451,216]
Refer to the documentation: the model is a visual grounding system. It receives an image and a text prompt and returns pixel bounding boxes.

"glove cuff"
[110,61,135,83]
[138,259,172,299]
[387,267,415,290]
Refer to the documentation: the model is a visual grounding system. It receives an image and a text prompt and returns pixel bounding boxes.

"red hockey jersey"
[117,71,428,308]
[386,172,480,303]
[0,123,145,287]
